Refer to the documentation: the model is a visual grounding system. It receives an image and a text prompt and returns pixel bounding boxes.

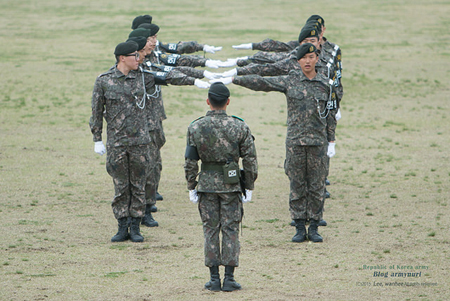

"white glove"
[203,44,222,54]
[189,190,199,203]
[336,109,342,121]
[203,70,223,80]
[232,43,253,50]
[194,79,211,89]
[94,141,106,156]
[205,60,220,69]
[210,77,233,85]
[222,68,237,77]
[242,190,253,203]
[216,59,238,68]
[327,142,336,158]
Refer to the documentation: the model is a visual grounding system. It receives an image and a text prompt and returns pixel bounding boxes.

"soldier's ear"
[226,98,230,106]
[206,98,211,106]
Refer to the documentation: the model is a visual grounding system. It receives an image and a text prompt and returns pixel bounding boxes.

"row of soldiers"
[209,14,343,234]
[89,13,342,291]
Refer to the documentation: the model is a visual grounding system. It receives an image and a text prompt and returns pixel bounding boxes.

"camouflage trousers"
[145,124,166,205]
[284,144,327,221]
[198,192,242,267]
[106,144,151,219]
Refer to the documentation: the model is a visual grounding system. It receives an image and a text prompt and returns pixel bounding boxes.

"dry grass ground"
[1,0,449,300]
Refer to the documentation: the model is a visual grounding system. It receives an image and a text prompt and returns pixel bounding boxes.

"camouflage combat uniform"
[89,65,154,219]
[157,40,208,55]
[142,55,205,207]
[184,110,258,267]
[233,70,336,221]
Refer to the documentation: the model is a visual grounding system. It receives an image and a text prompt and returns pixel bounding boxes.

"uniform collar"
[206,110,227,116]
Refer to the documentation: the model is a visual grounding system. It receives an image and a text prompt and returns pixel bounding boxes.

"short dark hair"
[208,93,228,108]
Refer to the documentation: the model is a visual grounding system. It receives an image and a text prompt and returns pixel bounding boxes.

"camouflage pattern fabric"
[145,123,165,206]
[158,41,204,55]
[252,38,299,52]
[106,144,151,219]
[184,110,258,193]
[198,192,242,267]
[184,110,257,267]
[285,144,327,220]
[90,65,155,147]
[233,70,336,145]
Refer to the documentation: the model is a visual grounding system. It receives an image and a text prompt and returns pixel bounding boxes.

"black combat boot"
[141,205,159,227]
[318,219,327,226]
[111,217,129,242]
[308,219,323,242]
[204,266,221,291]
[150,204,157,212]
[292,219,307,243]
[129,217,144,242]
[156,192,163,201]
[222,266,241,291]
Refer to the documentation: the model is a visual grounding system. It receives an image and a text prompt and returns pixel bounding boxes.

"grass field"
[1,0,449,300]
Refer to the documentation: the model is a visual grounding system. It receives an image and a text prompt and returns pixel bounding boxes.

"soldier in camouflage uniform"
[127,25,220,228]
[90,41,210,243]
[184,82,258,291]
[213,44,336,243]
[215,25,338,227]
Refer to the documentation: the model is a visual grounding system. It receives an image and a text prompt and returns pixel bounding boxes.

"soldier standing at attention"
[184,83,258,291]
[90,41,210,243]
[213,43,336,243]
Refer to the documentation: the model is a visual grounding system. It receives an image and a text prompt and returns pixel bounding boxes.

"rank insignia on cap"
[318,18,323,24]
[310,46,314,52]
[312,30,316,35]
[161,54,167,59]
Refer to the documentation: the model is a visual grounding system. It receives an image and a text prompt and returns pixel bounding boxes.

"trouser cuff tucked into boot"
[129,217,144,242]
[222,266,241,291]
[308,219,323,243]
[204,266,221,291]
[111,217,129,242]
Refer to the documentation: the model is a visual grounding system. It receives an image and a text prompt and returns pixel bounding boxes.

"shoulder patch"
[190,116,204,124]
[232,115,245,122]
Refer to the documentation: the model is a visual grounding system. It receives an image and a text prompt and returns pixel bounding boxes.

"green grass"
[1,0,449,300]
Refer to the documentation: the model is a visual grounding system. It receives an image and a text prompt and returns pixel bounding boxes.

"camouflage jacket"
[150,48,207,68]
[142,55,203,125]
[252,38,299,53]
[233,70,336,146]
[157,41,205,55]
[90,65,153,147]
[90,65,196,146]
[321,37,343,102]
[184,110,258,193]
[237,47,342,106]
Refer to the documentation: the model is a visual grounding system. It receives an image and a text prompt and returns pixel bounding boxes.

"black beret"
[306,15,325,27]
[114,41,138,56]
[295,43,317,60]
[129,28,151,39]
[131,15,152,29]
[138,23,160,36]
[127,36,146,51]
[298,26,319,43]
[208,82,230,100]
[305,20,322,33]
